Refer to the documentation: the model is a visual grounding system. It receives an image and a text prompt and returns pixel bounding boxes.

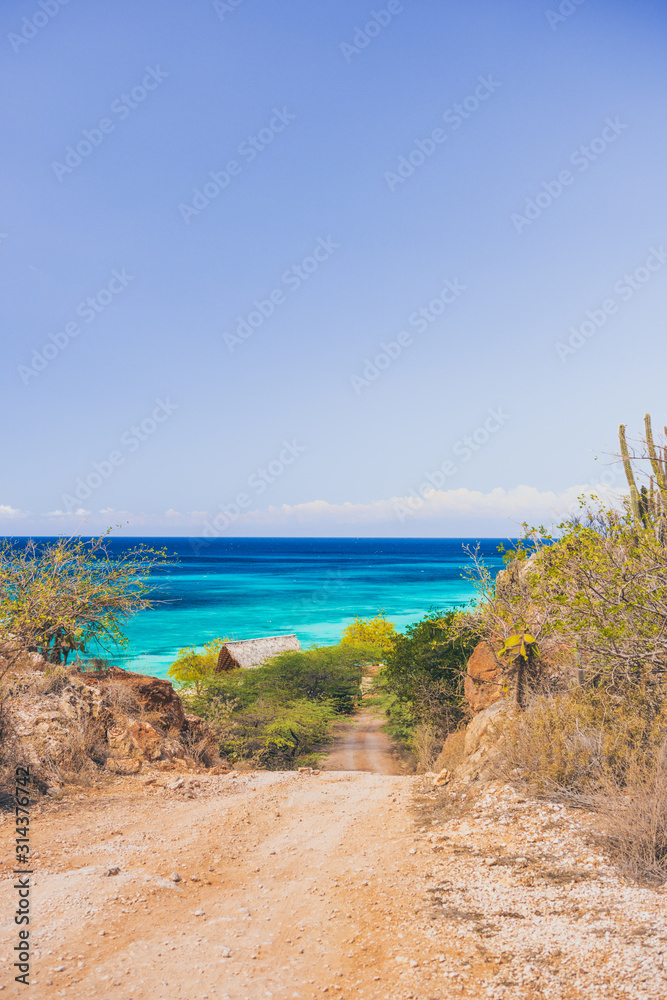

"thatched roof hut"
[216,634,301,672]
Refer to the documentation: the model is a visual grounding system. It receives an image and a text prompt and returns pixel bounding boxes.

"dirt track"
[3,708,667,999]
[320,708,404,775]
[6,769,428,1000]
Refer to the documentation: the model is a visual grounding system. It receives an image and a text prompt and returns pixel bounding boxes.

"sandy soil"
[319,708,404,775]
[2,709,667,1000]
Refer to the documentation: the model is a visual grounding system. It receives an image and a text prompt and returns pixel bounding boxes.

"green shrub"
[183,642,374,769]
[380,610,475,749]
[168,637,227,694]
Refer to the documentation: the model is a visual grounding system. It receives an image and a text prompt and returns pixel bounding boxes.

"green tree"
[0,534,166,673]
[382,610,476,733]
[168,637,227,694]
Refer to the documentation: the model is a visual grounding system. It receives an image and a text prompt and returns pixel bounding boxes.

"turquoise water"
[77,537,505,678]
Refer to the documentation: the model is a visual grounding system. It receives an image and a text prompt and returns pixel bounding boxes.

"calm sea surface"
[10,537,507,678]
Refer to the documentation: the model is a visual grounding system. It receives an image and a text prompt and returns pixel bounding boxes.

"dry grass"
[492,686,667,883]
[51,716,109,782]
[411,722,442,773]
[0,697,21,806]
[433,727,467,774]
[598,747,667,883]
[103,679,141,717]
[38,665,72,696]
[493,687,666,798]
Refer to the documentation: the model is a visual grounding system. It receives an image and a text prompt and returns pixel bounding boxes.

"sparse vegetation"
[467,414,667,882]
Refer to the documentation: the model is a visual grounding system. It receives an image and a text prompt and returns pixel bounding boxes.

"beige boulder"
[107,717,162,761]
[107,758,142,775]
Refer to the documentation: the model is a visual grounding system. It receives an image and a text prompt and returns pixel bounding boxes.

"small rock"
[169,778,184,790]
[169,872,182,882]
[408,848,417,855]
[220,946,232,959]
[107,758,142,775]
[104,866,121,877]
[194,909,205,916]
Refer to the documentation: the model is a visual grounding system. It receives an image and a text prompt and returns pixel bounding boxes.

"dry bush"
[433,727,467,774]
[599,747,667,883]
[103,679,141,718]
[411,723,442,773]
[0,698,21,806]
[39,665,72,696]
[494,686,666,798]
[53,717,108,782]
[180,728,220,768]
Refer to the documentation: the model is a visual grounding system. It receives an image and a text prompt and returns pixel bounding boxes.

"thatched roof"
[216,634,301,672]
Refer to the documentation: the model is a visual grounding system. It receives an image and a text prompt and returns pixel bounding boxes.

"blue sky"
[1,0,666,537]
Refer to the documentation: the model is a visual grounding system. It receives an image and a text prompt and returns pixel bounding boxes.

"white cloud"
[0,483,627,537]
[0,504,27,519]
[45,508,91,517]
[237,482,625,527]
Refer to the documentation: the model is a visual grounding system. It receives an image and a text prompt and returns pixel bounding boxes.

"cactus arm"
[619,423,642,524]
[644,414,667,493]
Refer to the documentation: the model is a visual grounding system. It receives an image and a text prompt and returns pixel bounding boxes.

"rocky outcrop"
[464,640,505,713]
[107,718,162,761]
[5,665,227,785]
[79,667,186,730]
[433,699,510,787]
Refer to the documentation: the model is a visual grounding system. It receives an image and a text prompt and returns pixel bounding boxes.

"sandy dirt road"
[3,709,667,999]
[2,769,434,1000]
[319,708,404,775]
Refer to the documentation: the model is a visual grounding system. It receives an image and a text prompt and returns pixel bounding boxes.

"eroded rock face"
[456,700,510,783]
[108,718,162,761]
[80,667,186,730]
[464,641,505,713]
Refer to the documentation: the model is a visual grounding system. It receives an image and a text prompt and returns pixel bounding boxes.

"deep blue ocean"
[13,537,507,678]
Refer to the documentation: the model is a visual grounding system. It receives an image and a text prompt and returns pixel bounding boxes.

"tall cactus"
[619,422,642,524]
[645,413,667,510]
[619,414,667,534]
